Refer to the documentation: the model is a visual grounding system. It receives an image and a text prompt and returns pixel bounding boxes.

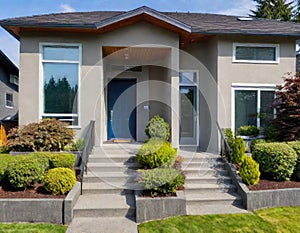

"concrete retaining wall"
[224,160,300,211]
[0,182,80,224]
[135,191,186,223]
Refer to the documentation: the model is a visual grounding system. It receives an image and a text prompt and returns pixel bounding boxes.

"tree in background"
[250,0,294,21]
[294,0,300,22]
[272,73,300,141]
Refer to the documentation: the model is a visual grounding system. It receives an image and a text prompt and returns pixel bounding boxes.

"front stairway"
[67,144,140,233]
[181,150,247,215]
[67,144,246,233]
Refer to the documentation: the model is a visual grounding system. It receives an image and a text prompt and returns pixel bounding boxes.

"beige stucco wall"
[217,35,296,129]
[19,22,179,146]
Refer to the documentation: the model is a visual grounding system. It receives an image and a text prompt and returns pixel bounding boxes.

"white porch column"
[171,47,180,148]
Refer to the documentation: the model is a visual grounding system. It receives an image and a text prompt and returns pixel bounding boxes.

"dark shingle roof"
[0,50,18,74]
[2,6,300,37]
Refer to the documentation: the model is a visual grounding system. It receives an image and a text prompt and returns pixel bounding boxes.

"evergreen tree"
[250,0,293,21]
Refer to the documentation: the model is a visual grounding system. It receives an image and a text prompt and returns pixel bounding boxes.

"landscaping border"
[224,160,300,211]
[135,190,186,223]
[0,182,80,224]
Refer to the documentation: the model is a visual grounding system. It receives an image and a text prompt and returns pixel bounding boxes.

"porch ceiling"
[103,46,171,62]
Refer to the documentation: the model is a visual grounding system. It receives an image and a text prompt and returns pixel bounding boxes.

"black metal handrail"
[80,120,95,195]
[216,122,232,163]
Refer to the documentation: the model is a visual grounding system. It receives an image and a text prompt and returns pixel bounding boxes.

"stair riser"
[184,170,229,176]
[183,163,225,169]
[184,187,237,194]
[186,199,242,206]
[73,208,136,218]
[82,189,134,195]
[92,149,137,155]
[83,176,136,183]
[88,167,138,173]
[185,178,232,185]
[89,157,136,163]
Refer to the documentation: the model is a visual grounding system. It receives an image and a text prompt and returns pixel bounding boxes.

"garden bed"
[248,179,300,191]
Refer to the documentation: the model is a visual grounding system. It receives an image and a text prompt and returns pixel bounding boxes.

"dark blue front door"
[107,79,136,140]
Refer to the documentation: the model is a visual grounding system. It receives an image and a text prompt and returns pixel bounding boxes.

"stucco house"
[1,6,300,152]
[0,50,18,121]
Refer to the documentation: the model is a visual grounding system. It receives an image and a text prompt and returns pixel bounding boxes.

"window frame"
[231,83,276,131]
[5,92,13,109]
[232,43,280,64]
[39,42,82,128]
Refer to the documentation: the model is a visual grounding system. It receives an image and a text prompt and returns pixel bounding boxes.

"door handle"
[110,110,113,121]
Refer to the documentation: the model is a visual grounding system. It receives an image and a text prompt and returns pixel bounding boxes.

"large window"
[233,43,279,63]
[233,85,275,130]
[41,44,81,126]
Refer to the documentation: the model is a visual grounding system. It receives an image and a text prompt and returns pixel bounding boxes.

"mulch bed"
[248,179,300,191]
[0,182,65,199]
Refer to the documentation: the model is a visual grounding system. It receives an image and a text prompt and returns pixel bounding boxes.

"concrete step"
[187,204,248,215]
[184,183,236,194]
[89,154,136,163]
[73,194,136,218]
[183,168,229,176]
[182,161,225,169]
[81,182,142,194]
[185,192,242,206]
[83,171,136,183]
[67,217,138,233]
[185,175,232,185]
[87,162,139,172]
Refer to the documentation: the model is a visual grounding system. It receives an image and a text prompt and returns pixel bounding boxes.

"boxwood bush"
[136,138,177,169]
[43,168,76,195]
[236,125,260,137]
[6,155,47,189]
[0,154,12,182]
[287,141,300,180]
[239,156,260,185]
[252,143,297,181]
[7,119,74,152]
[138,168,184,197]
[145,115,170,141]
[47,153,76,169]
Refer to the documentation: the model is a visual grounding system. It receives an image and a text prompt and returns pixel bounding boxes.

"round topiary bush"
[138,168,185,197]
[136,138,177,169]
[287,141,300,180]
[145,115,170,141]
[252,142,297,181]
[239,156,260,185]
[236,125,260,137]
[6,155,47,189]
[43,168,76,195]
[47,153,76,169]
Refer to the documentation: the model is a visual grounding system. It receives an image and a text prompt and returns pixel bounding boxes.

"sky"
[0,0,259,66]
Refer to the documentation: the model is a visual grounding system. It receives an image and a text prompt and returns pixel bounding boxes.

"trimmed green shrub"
[136,138,177,169]
[0,154,12,182]
[47,153,76,169]
[138,168,184,197]
[222,128,235,149]
[239,156,260,185]
[6,155,47,189]
[252,143,297,181]
[7,119,74,152]
[145,115,170,141]
[232,137,245,165]
[287,141,300,180]
[250,139,266,152]
[43,168,76,195]
[236,125,260,137]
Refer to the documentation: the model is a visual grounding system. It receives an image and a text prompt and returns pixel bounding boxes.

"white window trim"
[5,92,13,109]
[231,84,276,132]
[39,42,82,128]
[232,43,280,64]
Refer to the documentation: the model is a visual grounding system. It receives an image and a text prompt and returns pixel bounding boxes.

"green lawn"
[138,206,300,233]
[0,223,67,233]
